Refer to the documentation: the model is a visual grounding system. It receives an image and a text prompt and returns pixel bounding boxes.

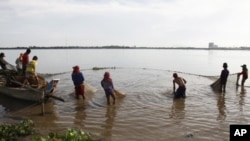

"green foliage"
[0,119,35,141]
[92,67,106,70]
[0,120,98,141]
[92,67,116,70]
[32,128,96,141]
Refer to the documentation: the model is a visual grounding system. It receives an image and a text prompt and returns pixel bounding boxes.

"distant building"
[208,42,218,48]
[209,42,214,48]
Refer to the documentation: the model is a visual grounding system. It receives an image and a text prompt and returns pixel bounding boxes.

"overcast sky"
[1,0,250,48]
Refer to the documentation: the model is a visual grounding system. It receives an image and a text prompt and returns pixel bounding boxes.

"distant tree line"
[0,45,250,50]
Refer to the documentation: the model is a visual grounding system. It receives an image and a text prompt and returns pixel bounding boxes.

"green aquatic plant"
[0,119,99,141]
[0,119,35,140]
[92,67,106,70]
[92,67,116,70]
[32,128,97,141]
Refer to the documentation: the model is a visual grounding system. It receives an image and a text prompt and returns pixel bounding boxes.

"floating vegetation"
[92,67,116,70]
[32,128,100,141]
[0,119,35,140]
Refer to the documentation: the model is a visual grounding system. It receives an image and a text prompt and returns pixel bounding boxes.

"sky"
[1,0,250,48]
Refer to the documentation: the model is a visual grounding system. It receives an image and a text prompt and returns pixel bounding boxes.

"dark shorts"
[220,78,227,85]
[175,86,186,99]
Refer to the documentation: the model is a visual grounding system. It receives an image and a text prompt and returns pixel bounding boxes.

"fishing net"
[210,74,238,91]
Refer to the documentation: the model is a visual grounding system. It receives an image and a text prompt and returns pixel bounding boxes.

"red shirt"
[22,53,29,66]
[242,70,248,79]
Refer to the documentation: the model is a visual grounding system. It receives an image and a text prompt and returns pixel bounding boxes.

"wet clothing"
[173,76,187,99]
[101,76,115,105]
[72,72,84,85]
[219,68,229,92]
[174,86,186,99]
[74,84,85,98]
[72,72,85,98]
[220,69,229,84]
[240,70,248,80]
[236,66,248,86]
[101,79,114,93]
[238,69,248,84]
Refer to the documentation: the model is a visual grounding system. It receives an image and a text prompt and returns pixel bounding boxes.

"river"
[0,49,250,141]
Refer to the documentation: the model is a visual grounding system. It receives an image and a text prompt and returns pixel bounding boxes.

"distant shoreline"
[1,46,250,50]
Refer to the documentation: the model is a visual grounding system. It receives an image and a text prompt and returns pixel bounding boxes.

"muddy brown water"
[1,69,249,141]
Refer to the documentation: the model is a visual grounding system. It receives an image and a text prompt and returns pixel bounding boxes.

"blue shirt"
[72,72,84,85]
[101,79,114,94]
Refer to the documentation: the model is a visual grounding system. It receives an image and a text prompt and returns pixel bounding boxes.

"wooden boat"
[0,70,60,102]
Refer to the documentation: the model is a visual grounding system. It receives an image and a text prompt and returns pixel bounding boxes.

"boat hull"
[0,86,43,101]
[0,79,59,102]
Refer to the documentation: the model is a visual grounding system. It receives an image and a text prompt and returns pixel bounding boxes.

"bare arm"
[183,78,187,84]
[173,80,176,92]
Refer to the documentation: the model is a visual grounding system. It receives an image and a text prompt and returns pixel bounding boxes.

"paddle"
[45,95,64,102]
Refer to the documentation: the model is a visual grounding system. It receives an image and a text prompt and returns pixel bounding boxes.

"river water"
[0,49,250,141]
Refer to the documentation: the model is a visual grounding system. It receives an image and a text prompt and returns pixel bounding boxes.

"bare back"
[173,77,186,87]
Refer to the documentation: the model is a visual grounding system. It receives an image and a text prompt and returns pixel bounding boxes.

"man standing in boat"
[173,73,187,99]
[26,56,39,86]
[22,48,31,76]
[0,52,10,70]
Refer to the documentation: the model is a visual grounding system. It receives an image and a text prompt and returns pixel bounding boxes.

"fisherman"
[71,65,85,99]
[220,62,229,92]
[26,56,39,86]
[237,64,248,86]
[0,52,16,71]
[22,48,31,75]
[0,52,9,70]
[173,73,187,99]
[101,72,116,105]
[15,53,23,74]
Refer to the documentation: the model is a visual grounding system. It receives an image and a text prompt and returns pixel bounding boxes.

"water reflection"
[0,94,35,112]
[217,93,226,121]
[74,100,87,127]
[101,106,117,140]
[236,86,246,112]
[170,98,185,119]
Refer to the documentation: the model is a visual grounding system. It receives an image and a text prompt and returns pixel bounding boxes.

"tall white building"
[208,42,218,48]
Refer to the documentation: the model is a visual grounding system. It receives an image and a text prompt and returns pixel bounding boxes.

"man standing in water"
[237,64,248,86]
[71,65,85,99]
[173,73,187,99]
[220,62,229,92]
[101,72,116,105]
